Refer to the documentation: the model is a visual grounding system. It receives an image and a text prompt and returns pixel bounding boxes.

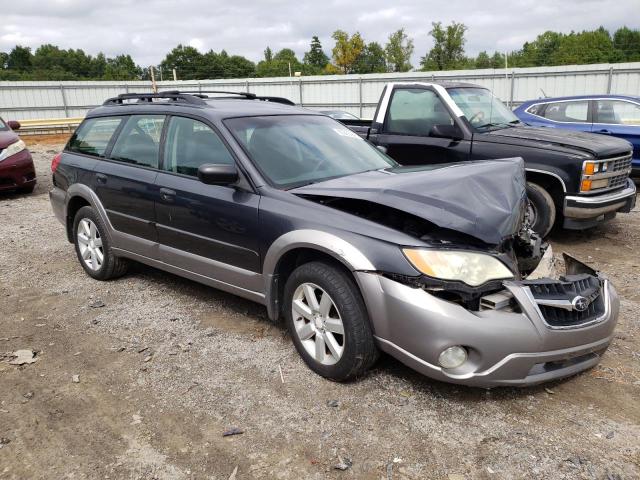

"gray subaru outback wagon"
[49,91,619,387]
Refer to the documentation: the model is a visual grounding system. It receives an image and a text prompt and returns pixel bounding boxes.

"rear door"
[374,87,470,165]
[94,114,165,244]
[592,99,640,160]
[154,115,262,280]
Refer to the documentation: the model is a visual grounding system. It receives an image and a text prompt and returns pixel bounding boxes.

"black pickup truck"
[340,82,636,236]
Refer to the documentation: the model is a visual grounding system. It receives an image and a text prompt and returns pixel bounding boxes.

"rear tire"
[73,206,128,280]
[284,261,378,381]
[526,182,556,238]
[18,184,35,194]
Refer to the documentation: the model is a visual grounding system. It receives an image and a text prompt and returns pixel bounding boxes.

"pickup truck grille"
[525,275,606,329]
[582,152,632,193]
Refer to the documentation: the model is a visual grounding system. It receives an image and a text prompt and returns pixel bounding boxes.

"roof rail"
[102,92,208,106]
[162,90,296,106]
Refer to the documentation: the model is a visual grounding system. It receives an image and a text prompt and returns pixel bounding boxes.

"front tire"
[73,206,128,280]
[284,261,378,381]
[526,182,556,238]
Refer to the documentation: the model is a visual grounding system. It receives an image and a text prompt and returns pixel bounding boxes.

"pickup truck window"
[387,89,454,136]
[225,115,396,189]
[448,87,518,130]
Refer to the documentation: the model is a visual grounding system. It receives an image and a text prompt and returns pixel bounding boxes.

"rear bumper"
[356,251,619,388]
[49,186,66,225]
[562,179,636,229]
[0,149,36,191]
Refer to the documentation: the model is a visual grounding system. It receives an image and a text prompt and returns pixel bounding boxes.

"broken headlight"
[402,249,514,287]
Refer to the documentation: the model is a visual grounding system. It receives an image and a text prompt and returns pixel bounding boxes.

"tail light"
[51,153,62,173]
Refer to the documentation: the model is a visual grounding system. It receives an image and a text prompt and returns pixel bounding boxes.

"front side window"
[448,87,518,130]
[0,117,6,130]
[109,115,165,168]
[225,115,396,189]
[595,100,640,125]
[67,117,123,157]
[164,116,234,177]
[542,101,589,123]
[387,89,454,136]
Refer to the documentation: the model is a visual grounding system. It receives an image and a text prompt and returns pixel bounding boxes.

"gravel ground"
[1,139,639,480]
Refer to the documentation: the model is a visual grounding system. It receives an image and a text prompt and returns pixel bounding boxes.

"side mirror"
[7,120,21,131]
[197,163,239,185]
[430,124,462,140]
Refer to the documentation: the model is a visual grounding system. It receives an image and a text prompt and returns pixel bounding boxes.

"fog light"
[438,346,468,369]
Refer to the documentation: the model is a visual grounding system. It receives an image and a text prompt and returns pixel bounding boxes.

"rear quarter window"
[67,117,123,157]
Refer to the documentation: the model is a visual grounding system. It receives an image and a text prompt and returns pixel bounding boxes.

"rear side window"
[109,115,165,168]
[163,116,234,177]
[526,104,545,116]
[542,101,589,123]
[387,89,453,136]
[67,117,123,157]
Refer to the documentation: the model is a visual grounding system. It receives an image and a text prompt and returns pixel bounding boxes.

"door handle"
[96,173,107,184]
[159,187,176,202]
[597,129,612,134]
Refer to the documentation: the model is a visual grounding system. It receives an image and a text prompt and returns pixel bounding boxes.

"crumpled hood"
[483,126,632,157]
[292,158,527,245]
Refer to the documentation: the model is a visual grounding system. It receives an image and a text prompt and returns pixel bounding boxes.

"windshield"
[448,87,519,131]
[225,115,397,189]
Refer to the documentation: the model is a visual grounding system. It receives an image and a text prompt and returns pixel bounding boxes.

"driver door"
[375,87,471,166]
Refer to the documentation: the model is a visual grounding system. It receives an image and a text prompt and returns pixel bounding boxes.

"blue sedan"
[514,95,640,177]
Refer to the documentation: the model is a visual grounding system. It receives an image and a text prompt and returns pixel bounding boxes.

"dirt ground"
[1,138,639,480]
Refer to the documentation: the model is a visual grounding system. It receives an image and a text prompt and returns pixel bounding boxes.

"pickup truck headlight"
[0,139,26,162]
[581,157,630,192]
[403,249,514,287]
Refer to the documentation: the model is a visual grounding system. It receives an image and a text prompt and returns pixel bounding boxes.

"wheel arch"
[525,169,566,208]
[262,230,376,322]
[64,184,112,243]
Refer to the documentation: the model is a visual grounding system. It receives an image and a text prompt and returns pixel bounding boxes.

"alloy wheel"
[77,218,104,271]
[291,282,345,365]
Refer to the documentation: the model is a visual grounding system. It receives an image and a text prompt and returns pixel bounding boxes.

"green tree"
[354,42,387,74]
[104,54,142,80]
[331,30,365,74]
[303,36,329,74]
[613,26,640,61]
[385,28,414,72]
[420,22,467,71]
[7,45,32,71]
[263,47,273,62]
[256,48,302,77]
[0,52,8,69]
[161,44,205,79]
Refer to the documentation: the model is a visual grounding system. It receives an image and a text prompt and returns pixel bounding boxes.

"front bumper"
[563,179,636,229]
[356,251,619,388]
[0,149,36,192]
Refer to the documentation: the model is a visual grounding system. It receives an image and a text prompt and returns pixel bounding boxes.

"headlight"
[0,139,26,162]
[403,249,514,287]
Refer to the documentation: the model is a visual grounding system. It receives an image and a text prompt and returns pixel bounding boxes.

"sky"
[1,0,638,67]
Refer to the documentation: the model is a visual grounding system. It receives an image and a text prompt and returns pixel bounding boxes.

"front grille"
[607,154,632,172]
[524,274,606,328]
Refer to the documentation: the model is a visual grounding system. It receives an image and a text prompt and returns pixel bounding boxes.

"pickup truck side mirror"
[198,163,239,185]
[7,120,21,131]
[430,124,462,140]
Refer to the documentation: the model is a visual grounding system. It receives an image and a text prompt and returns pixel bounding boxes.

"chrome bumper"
[356,252,619,388]
[563,179,636,226]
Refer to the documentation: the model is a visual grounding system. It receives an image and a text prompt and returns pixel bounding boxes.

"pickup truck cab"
[343,82,636,237]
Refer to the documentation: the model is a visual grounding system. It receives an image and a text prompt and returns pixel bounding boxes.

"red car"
[0,117,36,193]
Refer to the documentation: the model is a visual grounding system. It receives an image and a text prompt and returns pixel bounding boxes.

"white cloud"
[0,0,637,67]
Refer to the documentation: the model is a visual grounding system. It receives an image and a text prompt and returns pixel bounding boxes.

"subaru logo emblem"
[572,296,589,312]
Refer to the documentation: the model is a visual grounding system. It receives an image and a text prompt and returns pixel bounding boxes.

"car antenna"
[540,88,549,98]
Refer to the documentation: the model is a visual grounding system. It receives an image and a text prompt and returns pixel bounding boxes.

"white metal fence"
[1,62,639,121]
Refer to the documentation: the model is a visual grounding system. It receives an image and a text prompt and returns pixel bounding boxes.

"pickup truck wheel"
[284,261,378,381]
[526,182,556,238]
[73,206,128,280]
